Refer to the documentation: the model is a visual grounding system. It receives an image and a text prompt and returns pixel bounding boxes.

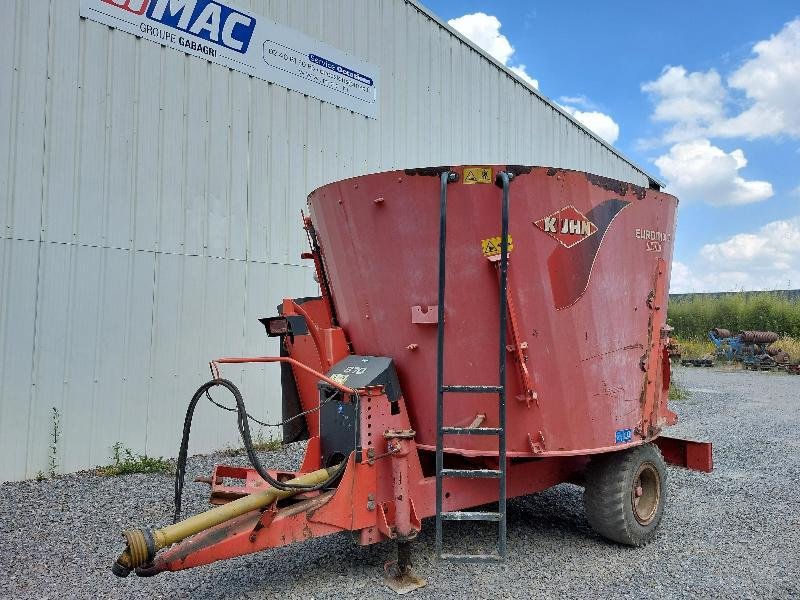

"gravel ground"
[1,366,798,599]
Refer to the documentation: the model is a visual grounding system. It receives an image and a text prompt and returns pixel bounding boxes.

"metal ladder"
[435,169,512,562]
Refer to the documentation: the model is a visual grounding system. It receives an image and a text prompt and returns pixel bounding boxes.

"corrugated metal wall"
[0,0,652,481]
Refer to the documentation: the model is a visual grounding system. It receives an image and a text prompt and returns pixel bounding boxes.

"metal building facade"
[0,0,655,481]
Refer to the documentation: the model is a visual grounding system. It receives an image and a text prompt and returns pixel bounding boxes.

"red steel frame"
[152,269,711,574]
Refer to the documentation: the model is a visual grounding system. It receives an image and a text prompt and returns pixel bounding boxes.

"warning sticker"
[463,167,493,184]
[481,235,513,257]
[330,373,349,384]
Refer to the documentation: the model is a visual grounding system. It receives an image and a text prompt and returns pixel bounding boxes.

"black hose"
[174,378,349,523]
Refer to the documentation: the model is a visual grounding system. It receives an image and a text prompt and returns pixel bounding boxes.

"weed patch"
[97,442,172,476]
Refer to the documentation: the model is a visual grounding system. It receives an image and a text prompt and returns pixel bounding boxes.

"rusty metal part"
[385,540,427,594]
[665,340,681,359]
[384,429,416,440]
[384,432,421,546]
[134,562,159,577]
[631,462,661,526]
[710,328,731,339]
[112,466,338,576]
[738,331,779,344]
[585,172,648,200]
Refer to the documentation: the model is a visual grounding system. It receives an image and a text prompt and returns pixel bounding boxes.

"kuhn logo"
[534,205,598,248]
[102,0,256,53]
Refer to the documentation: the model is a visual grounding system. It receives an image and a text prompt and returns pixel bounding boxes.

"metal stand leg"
[386,539,427,595]
[384,430,426,594]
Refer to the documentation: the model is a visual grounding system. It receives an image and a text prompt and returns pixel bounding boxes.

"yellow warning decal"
[463,166,493,184]
[481,235,513,257]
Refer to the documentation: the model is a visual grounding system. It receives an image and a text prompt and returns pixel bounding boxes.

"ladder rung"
[441,385,502,393]
[439,553,503,563]
[440,468,502,479]
[441,426,502,436]
[440,511,502,521]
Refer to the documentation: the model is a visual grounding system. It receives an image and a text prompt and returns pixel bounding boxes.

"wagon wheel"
[583,443,667,546]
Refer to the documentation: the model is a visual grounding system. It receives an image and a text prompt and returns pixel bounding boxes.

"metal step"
[440,511,502,521]
[440,468,502,479]
[441,385,502,393]
[439,553,503,563]
[440,426,502,436]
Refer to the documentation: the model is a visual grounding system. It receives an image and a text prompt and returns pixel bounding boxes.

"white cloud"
[642,18,800,142]
[670,216,800,292]
[560,105,620,144]
[448,12,538,89]
[670,261,709,293]
[721,19,800,138]
[701,217,800,270]
[654,139,773,206]
[558,95,597,110]
[509,64,539,89]
[670,216,800,293]
[641,66,726,142]
[448,13,514,64]
[449,13,623,141]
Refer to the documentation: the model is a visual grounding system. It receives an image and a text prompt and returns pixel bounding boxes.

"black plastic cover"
[321,355,401,402]
[318,356,401,467]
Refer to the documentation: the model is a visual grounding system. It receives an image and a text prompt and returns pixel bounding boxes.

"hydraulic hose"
[113,377,350,577]
[174,378,348,522]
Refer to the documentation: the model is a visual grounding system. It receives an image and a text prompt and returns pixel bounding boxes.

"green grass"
[252,438,283,452]
[222,430,282,457]
[252,430,282,452]
[667,292,800,363]
[97,442,172,476]
[673,337,715,359]
[667,292,800,339]
[668,382,689,401]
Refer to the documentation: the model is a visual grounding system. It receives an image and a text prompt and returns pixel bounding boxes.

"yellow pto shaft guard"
[112,465,338,577]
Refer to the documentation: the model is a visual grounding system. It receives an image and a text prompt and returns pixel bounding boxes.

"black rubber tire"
[583,443,667,546]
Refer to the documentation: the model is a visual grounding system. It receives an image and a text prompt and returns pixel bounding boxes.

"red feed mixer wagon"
[112,166,713,591]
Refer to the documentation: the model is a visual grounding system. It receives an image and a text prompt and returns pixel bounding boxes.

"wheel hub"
[631,462,660,525]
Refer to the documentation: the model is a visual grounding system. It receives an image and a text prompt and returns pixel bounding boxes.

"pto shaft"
[112,465,337,577]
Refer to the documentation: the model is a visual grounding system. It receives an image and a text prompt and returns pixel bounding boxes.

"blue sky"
[424,1,800,293]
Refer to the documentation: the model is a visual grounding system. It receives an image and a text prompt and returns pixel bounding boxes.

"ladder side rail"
[496,171,511,557]
[435,170,451,556]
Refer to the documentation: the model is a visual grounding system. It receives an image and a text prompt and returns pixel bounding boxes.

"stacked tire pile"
[740,331,779,371]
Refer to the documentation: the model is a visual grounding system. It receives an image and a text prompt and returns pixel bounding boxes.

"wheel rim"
[631,462,661,526]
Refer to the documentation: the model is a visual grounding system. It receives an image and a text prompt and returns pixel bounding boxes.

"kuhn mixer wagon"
[113,166,712,592]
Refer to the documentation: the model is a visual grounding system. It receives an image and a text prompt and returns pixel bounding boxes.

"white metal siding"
[0,0,653,481]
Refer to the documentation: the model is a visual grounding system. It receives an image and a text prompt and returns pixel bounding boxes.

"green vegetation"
[668,292,800,339]
[673,337,715,359]
[221,430,282,457]
[252,430,282,452]
[97,442,172,476]
[668,382,689,401]
[49,407,61,478]
[667,292,800,361]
